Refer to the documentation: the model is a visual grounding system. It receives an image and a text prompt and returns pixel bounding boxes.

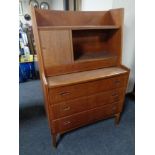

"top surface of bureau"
[47,67,128,88]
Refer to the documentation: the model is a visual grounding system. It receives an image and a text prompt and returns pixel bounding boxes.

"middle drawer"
[50,88,125,119]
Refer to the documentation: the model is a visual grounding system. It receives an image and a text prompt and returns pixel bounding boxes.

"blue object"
[19,62,35,83]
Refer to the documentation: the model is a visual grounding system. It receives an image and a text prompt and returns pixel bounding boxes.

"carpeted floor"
[19,80,135,155]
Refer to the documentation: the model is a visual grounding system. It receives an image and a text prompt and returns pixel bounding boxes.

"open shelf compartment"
[72,29,118,62]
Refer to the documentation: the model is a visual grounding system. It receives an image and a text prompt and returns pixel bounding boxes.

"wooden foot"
[52,133,57,148]
[115,113,121,125]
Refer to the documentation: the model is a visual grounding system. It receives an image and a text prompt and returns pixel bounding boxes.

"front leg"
[52,133,57,148]
[115,113,121,125]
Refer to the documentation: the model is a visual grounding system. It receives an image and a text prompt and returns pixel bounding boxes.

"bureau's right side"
[114,66,130,124]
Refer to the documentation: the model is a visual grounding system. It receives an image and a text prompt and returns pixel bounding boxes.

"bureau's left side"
[31,8,57,147]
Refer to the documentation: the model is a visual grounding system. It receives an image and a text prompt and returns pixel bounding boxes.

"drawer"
[52,109,91,133]
[51,88,125,119]
[90,103,115,121]
[50,74,128,104]
[52,104,115,133]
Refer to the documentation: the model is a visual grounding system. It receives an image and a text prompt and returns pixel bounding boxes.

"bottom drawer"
[52,104,116,133]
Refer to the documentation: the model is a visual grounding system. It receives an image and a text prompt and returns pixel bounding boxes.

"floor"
[19,80,135,155]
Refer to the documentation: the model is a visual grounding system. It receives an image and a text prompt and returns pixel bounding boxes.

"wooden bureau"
[31,8,130,147]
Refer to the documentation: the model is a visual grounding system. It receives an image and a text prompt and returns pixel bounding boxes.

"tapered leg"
[115,113,121,125]
[52,133,57,148]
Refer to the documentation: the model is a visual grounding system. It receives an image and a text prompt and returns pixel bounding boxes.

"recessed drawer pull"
[113,97,119,101]
[64,106,70,111]
[63,121,71,125]
[59,92,70,96]
[112,92,118,96]
[113,95,119,98]
[114,80,121,85]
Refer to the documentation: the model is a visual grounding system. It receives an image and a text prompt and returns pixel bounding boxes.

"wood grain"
[47,67,128,88]
[31,8,129,147]
[52,104,115,133]
[49,74,128,103]
[72,29,116,54]
[38,25,120,30]
[35,9,115,26]
[50,88,125,119]
[39,30,73,67]
[45,57,117,76]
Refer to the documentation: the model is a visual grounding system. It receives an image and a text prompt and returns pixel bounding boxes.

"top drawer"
[49,74,128,104]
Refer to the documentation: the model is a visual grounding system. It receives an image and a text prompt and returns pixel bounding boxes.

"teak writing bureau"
[31,8,130,147]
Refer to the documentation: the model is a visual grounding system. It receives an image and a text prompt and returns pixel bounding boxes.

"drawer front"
[52,104,115,133]
[92,104,116,121]
[52,110,91,133]
[50,74,128,104]
[51,88,125,119]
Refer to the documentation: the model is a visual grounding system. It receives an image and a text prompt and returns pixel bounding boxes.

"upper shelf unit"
[32,8,124,76]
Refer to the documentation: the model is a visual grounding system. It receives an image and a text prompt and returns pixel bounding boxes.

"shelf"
[74,51,117,62]
[38,25,120,30]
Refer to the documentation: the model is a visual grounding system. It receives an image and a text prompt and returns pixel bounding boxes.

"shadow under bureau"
[31,8,130,147]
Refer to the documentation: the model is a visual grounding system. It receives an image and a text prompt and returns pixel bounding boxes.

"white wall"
[112,0,135,92]
[19,0,64,25]
[51,0,64,10]
[81,0,113,11]
[81,0,135,92]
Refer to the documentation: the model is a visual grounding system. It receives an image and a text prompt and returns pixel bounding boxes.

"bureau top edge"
[47,67,129,88]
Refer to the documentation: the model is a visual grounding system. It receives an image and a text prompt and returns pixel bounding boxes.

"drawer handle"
[113,99,119,102]
[64,106,70,111]
[63,121,71,125]
[59,92,70,96]
[112,92,118,96]
[114,80,121,85]
[113,96,119,101]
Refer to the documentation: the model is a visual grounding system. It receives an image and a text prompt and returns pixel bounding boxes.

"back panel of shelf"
[35,9,115,27]
[72,29,119,62]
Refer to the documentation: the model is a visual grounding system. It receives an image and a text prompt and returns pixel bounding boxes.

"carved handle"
[63,121,71,125]
[113,96,119,101]
[112,92,118,96]
[59,92,70,96]
[64,106,70,111]
[114,80,121,85]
